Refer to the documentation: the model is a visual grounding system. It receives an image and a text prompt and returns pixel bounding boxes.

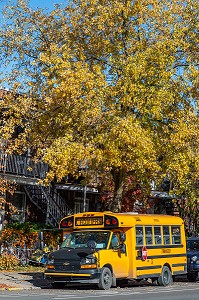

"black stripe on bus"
[137,265,162,271]
[136,253,186,260]
[136,244,184,250]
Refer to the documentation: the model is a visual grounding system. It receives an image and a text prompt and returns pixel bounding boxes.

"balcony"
[0,152,49,184]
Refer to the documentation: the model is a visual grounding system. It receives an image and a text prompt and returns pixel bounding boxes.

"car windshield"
[60,231,110,250]
[187,240,199,251]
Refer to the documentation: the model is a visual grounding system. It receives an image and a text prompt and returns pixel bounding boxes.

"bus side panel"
[98,229,130,278]
[133,223,187,280]
[135,247,187,278]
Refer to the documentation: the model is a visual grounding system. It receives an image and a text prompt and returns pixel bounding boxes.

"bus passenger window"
[145,226,153,245]
[171,226,181,244]
[154,226,162,244]
[163,226,171,244]
[136,226,143,246]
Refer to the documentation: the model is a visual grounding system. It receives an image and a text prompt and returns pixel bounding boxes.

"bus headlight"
[80,257,97,269]
[47,258,54,264]
[46,258,55,269]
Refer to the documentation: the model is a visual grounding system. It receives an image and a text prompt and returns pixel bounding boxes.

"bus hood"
[49,247,94,260]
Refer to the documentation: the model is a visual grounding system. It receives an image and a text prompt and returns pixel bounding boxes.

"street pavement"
[0,271,50,290]
[0,271,196,291]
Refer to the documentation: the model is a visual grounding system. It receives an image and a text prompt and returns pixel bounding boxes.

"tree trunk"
[110,167,126,212]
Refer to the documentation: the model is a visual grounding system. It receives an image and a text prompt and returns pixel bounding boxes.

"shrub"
[0,253,19,270]
[0,222,62,250]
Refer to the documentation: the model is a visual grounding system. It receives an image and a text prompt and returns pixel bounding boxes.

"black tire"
[187,273,198,282]
[157,266,172,286]
[51,282,66,289]
[98,267,112,290]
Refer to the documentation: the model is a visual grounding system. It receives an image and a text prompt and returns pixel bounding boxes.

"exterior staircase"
[0,152,73,226]
[24,185,73,227]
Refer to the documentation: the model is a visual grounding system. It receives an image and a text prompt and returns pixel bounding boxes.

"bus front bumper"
[44,269,101,284]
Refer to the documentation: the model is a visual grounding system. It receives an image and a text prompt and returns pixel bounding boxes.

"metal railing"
[24,184,73,226]
[0,152,48,179]
[0,152,73,226]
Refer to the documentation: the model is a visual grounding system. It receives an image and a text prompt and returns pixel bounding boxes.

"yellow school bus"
[44,211,187,289]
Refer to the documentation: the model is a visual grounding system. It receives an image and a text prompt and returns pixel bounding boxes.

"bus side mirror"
[119,232,126,254]
[120,232,126,243]
[120,243,126,253]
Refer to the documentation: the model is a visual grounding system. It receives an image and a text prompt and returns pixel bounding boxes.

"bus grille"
[54,259,80,272]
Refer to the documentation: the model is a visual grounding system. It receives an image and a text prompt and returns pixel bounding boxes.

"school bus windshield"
[60,231,110,250]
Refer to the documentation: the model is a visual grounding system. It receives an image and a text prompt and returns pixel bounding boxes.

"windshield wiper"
[60,246,74,249]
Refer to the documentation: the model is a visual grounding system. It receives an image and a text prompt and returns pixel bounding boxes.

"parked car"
[186,236,199,281]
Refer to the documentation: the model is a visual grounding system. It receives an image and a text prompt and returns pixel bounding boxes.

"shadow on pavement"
[18,272,198,290]
[19,272,51,289]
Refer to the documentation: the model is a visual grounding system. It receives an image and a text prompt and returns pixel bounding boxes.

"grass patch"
[1,264,45,272]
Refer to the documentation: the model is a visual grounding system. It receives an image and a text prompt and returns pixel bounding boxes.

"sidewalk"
[0,271,50,290]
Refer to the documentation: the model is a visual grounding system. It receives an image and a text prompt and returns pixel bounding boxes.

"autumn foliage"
[0,0,198,213]
[0,177,17,217]
[0,223,62,250]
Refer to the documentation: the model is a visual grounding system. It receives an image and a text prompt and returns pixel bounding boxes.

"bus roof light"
[61,221,67,227]
[111,219,117,225]
[104,215,118,228]
[105,219,111,225]
[60,217,74,228]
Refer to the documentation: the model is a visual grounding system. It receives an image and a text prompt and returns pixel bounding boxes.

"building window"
[74,197,89,213]
[11,192,26,223]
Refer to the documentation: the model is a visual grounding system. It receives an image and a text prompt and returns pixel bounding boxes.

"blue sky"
[0,0,65,11]
[29,0,65,10]
[0,0,66,88]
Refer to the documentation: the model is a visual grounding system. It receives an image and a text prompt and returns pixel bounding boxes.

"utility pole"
[83,185,87,212]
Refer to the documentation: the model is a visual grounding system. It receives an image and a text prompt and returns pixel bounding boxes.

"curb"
[0,286,40,291]
[0,287,24,291]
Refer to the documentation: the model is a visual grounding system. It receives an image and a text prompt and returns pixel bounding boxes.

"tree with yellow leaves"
[0,177,16,222]
[0,0,198,213]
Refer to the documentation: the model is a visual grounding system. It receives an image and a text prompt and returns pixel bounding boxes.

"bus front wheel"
[157,266,172,286]
[98,267,112,290]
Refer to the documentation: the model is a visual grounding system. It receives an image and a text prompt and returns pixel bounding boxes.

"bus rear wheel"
[157,266,172,286]
[98,267,112,290]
